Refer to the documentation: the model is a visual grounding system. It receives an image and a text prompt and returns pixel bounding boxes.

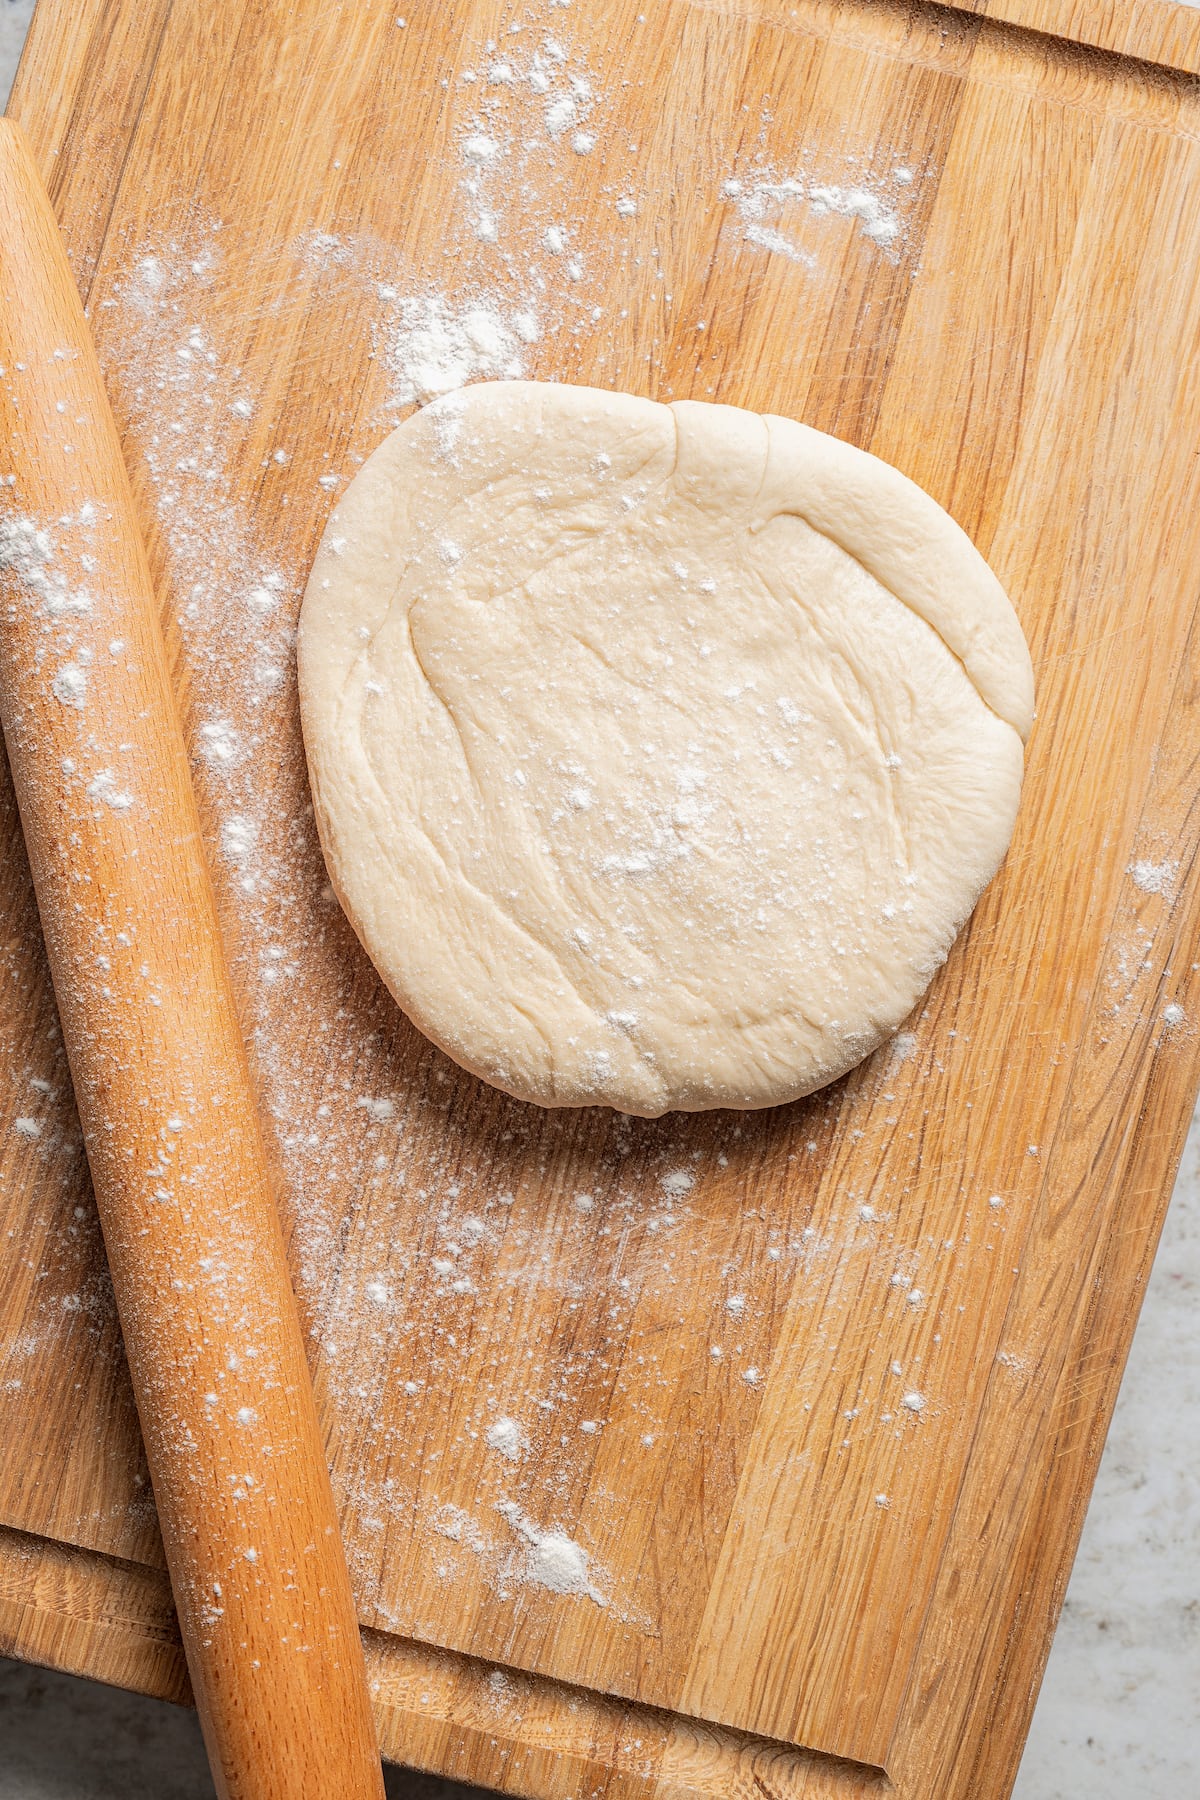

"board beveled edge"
[952,0,1200,76]
[675,0,1200,78]
[0,1522,885,1800]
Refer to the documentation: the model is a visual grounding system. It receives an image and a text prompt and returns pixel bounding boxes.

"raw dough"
[298,381,1032,1116]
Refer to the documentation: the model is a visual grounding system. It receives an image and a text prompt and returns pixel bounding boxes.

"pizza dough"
[297,381,1033,1116]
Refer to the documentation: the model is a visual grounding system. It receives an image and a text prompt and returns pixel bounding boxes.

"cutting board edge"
[957,0,1200,76]
[0,1521,889,1800]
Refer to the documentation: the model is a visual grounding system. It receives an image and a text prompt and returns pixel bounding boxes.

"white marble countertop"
[0,3,1196,1793]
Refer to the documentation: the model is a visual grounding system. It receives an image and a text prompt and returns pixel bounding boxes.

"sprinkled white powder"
[220,814,258,861]
[0,513,96,620]
[356,1095,395,1121]
[13,1117,41,1140]
[432,1503,486,1551]
[660,1168,694,1197]
[723,164,910,265]
[385,295,536,403]
[86,769,135,811]
[1131,859,1176,896]
[485,1416,526,1461]
[901,1391,927,1413]
[51,663,88,708]
[197,719,241,767]
[0,516,53,574]
[743,223,816,267]
[808,183,899,244]
[497,1501,606,1604]
[545,95,577,134]
[462,133,500,164]
[1163,1003,1186,1028]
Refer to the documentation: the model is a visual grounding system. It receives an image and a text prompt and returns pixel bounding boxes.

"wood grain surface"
[3,1,1200,1796]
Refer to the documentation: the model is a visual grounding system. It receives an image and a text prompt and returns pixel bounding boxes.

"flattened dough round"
[298,381,1033,1117]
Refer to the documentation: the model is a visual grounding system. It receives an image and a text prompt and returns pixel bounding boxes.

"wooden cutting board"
[3,2,1200,1795]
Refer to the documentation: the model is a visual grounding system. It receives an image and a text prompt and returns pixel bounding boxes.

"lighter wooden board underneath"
[4,2,1200,1797]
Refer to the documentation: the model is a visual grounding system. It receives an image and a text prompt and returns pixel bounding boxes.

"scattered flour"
[485,1415,527,1461]
[497,1500,607,1604]
[432,1503,489,1555]
[356,1095,396,1122]
[809,183,901,245]
[197,718,241,768]
[723,164,912,265]
[1131,859,1176,897]
[743,223,816,268]
[0,509,98,618]
[386,295,535,404]
[50,663,88,709]
[85,769,135,812]
[220,814,258,862]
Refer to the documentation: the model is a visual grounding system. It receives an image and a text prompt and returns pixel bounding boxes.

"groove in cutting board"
[955,0,1200,75]
[3,0,1200,1789]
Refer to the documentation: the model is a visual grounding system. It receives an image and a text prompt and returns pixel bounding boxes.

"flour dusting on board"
[497,1500,607,1604]
[721,160,919,268]
[386,295,538,404]
[16,0,971,1619]
[1130,858,1177,897]
[292,19,919,416]
[485,1415,527,1461]
[427,1493,611,1609]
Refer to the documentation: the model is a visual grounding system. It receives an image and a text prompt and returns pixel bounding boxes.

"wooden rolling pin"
[0,122,383,1800]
